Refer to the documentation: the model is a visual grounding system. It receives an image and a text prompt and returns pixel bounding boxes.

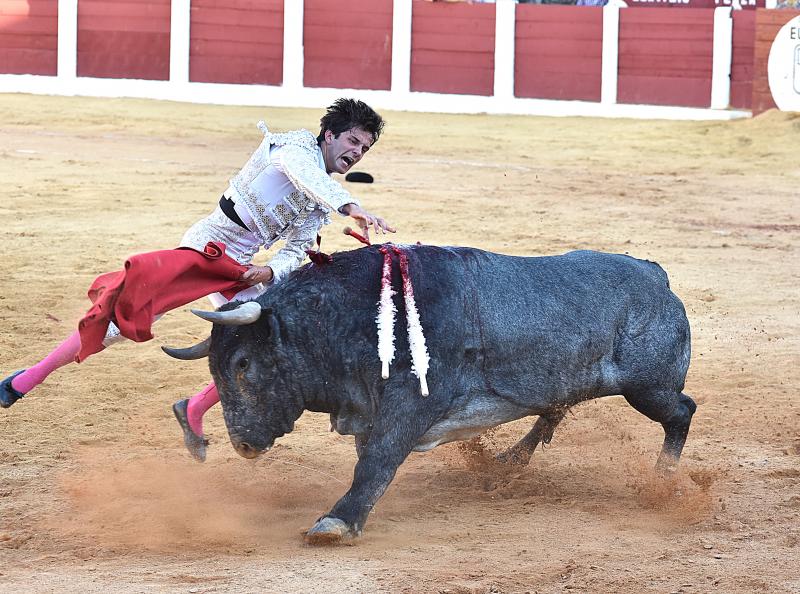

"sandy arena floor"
[0,94,798,593]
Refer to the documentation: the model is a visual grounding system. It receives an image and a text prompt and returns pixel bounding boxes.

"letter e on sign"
[768,16,800,111]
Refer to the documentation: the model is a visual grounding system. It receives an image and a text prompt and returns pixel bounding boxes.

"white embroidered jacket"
[181,121,358,288]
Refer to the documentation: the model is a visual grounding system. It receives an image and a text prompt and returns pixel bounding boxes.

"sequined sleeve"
[266,208,328,285]
[278,144,360,214]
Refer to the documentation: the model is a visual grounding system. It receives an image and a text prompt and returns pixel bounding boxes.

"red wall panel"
[617,8,714,108]
[626,0,764,7]
[0,0,58,75]
[411,0,494,96]
[303,0,392,91]
[730,9,755,110]
[77,0,170,80]
[190,0,283,85]
[514,5,602,102]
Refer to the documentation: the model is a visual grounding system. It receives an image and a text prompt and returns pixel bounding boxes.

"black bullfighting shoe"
[172,398,208,463]
[0,370,26,408]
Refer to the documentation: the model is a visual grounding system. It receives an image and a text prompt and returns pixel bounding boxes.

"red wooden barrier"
[617,8,715,107]
[731,9,755,109]
[0,2,765,114]
[0,0,58,75]
[190,0,283,85]
[303,0,392,91]
[514,4,602,102]
[77,0,170,80]
[626,0,763,8]
[411,0,495,96]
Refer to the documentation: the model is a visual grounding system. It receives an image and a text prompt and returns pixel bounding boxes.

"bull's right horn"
[192,301,262,326]
[161,336,211,360]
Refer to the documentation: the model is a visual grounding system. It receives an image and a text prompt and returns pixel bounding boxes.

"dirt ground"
[0,94,798,594]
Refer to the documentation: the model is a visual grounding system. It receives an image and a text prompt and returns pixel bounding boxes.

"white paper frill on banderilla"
[375,245,430,396]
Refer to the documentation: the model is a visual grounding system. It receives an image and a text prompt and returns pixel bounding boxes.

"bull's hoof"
[495,448,531,467]
[655,456,680,476]
[304,517,353,546]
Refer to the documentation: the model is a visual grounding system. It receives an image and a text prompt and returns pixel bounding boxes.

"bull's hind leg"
[657,393,697,470]
[496,410,566,466]
[623,390,696,473]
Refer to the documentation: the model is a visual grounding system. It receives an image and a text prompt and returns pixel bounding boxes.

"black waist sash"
[219,195,249,231]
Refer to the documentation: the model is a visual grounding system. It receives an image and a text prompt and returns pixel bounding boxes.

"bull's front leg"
[305,400,433,545]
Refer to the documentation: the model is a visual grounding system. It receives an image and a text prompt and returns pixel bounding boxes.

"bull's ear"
[262,308,282,345]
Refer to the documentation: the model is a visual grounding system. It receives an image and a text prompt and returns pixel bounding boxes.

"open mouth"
[341,155,354,169]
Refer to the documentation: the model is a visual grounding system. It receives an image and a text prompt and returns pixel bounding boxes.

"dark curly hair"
[317,98,385,144]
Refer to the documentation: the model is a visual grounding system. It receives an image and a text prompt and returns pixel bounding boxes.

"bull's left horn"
[161,336,211,360]
[192,301,263,326]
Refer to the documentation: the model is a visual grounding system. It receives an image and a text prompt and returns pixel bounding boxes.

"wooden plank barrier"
[514,4,603,102]
[0,0,58,75]
[731,10,755,110]
[617,7,715,107]
[410,0,495,96]
[627,0,763,8]
[303,0,392,91]
[1,2,779,116]
[77,0,171,80]
[190,0,283,85]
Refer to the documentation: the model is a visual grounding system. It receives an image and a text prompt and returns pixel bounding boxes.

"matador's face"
[321,126,373,174]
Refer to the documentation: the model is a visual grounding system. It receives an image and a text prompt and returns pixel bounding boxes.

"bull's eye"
[237,357,249,371]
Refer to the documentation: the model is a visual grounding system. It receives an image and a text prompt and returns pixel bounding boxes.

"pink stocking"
[186,382,220,436]
[12,331,83,394]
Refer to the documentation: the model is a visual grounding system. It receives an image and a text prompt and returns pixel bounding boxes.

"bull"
[168,245,695,544]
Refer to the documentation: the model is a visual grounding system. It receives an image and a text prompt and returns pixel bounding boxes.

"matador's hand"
[241,265,274,285]
[342,203,396,243]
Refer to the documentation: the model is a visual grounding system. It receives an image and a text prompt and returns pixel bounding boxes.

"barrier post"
[170,0,191,83]
[710,7,733,109]
[493,0,516,99]
[392,0,412,94]
[283,0,304,89]
[601,1,622,105]
[57,0,78,79]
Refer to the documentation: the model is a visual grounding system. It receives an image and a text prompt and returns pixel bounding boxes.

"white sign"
[767,16,800,111]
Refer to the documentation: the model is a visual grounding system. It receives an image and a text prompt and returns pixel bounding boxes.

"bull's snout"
[233,441,263,459]
[230,434,272,459]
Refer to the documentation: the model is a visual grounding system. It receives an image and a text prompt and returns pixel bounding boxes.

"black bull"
[183,245,695,544]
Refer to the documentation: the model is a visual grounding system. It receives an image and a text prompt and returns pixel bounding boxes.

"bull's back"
[431,247,674,335]
[275,245,687,408]
[412,247,687,407]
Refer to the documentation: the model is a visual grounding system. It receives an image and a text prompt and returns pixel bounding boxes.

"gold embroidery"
[230,124,332,245]
[285,190,310,213]
[273,203,292,227]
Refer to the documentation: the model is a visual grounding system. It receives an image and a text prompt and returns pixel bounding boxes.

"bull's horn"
[192,301,263,326]
[161,336,212,360]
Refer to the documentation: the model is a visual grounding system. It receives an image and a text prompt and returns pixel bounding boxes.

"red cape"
[77,242,251,362]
